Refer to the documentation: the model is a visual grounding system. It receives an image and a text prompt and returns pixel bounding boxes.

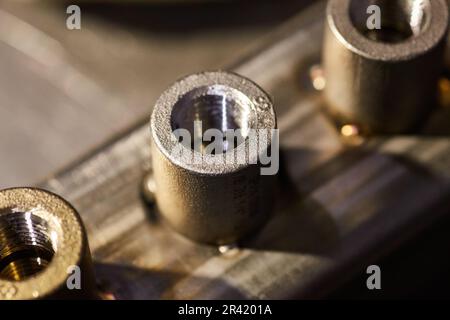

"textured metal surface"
[33,1,450,299]
[323,0,449,134]
[0,188,95,300]
[151,71,276,244]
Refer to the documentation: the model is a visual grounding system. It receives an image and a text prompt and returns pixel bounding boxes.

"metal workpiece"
[323,0,449,134]
[0,188,96,300]
[150,71,277,245]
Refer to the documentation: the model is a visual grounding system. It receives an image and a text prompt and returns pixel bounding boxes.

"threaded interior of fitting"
[171,85,255,154]
[350,0,430,43]
[0,209,56,281]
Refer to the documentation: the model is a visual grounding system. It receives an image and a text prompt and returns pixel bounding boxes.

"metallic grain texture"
[323,0,449,134]
[0,188,95,300]
[150,71,277,244]
[33,2,450,299]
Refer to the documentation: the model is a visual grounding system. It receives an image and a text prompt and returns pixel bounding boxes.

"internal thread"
[191,95,242,134]
[0,257,51,281]
[171,85,254,154]
[350,0,430,43]
[0,210,55,281]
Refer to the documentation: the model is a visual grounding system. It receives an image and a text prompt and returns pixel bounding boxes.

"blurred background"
[1,1,449,299]
[0,0,311,188]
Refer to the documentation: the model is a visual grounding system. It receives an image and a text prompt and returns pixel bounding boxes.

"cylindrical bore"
[323,0,449,134]
[0,188,96,300]
[150,71,277,245]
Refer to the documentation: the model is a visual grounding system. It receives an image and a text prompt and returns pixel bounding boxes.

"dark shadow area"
[328,210,450,299]
[421,107,450,136]
[242,142,449,261]
[62,0,314,33]
[239,148,343,256]
[241,194,340,256]
[280,147,375,195]
[95,262,247,300]
[300,147,450,299]
[139,174,161,225]
[424,68,450,136]
[239,147,383,255]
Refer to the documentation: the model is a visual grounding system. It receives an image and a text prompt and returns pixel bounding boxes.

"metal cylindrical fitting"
[323,0,449,134]
[0,188,96,300]
[150,71,277,245]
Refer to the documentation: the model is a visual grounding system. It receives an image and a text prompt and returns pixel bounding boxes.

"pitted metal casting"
[150,71,277,245]
[323,0,449,133]
[0,188,96,299]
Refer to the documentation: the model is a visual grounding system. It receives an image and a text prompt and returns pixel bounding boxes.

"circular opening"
[0,209,56,281]
[350,0,430,43]
[170,85,255,154]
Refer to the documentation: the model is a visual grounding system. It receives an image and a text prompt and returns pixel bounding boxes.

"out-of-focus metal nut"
[0,188,96,299]
[150,71,277,245]
[323,0,449,134]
